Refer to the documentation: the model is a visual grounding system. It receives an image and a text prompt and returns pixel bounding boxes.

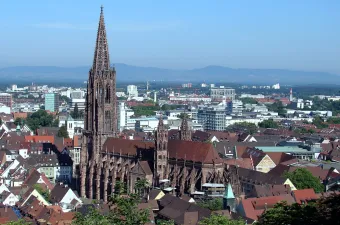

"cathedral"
[80,7,239,202]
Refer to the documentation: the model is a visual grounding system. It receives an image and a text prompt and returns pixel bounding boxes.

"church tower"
[179,116,191,141]
[154,115,168,183]
[80,6,117,199]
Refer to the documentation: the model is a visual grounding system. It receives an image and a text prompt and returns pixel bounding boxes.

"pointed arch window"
[105,84,111,103]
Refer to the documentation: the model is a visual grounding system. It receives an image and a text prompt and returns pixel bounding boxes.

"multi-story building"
[69,98,86,111]
[118,102,135,131]
[198,105,226,131]
[0,93,12,110]
[210,87,236,101]
[127,85,138,98]
[45,93,59,112]
[70,90,84,99]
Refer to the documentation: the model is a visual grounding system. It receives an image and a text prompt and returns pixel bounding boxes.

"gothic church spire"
[180,116,191,141]
[92,5,110,72]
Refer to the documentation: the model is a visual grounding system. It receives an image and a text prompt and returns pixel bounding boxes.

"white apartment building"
[135,116,168,132]
[127,85,138,98]
[118,102,135,131]
[0,104,10,114]
[169,94,211,103]
[69,98,86,111]
[210,86,236,101]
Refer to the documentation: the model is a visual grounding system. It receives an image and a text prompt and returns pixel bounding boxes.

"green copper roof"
[224,183,235,199]
[16,124,20,130]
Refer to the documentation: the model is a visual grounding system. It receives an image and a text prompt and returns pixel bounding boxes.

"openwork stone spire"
[180,117,191,141]
[92,5,110,72]
[154,114,168,182]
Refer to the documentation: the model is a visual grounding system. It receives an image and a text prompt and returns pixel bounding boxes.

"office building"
[210,86,236,101]
[198,105,226,131]
[45,93,59,112]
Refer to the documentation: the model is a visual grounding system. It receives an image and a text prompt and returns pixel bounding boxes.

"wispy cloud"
[30,21,183,32]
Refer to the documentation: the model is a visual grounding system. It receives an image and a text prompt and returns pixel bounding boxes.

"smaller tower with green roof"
[223,183,236,212]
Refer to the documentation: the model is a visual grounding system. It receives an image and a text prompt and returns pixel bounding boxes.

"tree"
[73,194,149,225]
[177,113,189,119]
[134,178,149,197]
[4,220,31,225]
[256,202,319,225]
[52,118,59,127]
[240,97,258,105]
[227,122,258,134]
[72,103,80,119]
[257,194,340,225]
[283,168,324,193]
[258,119,279,128]
[156,220,175,225]
[267,101,287,117]
[57,125,69,138]
[313,116,328,129]
[199,214,245,225]
[197,198,223,211]
[327,117,340,124]
[131,105,160,117]
[14,117,25,126]
[26,109,54,130]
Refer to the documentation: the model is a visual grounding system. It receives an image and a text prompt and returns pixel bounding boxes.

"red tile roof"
[102,138,223,164]
[25,135,54,144]
[293,189,318,204]
[240,195,295,221]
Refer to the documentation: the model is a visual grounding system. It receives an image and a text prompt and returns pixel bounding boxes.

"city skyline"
[0,1,340,74]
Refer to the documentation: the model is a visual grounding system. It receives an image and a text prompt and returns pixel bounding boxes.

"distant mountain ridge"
[0,64,338,84]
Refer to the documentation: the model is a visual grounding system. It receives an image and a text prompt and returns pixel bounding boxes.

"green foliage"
[52,118,59,127]
[199,214,245,225]
[134,178,149,197]
[131,105,160,117]
[258,119,279,128]
[256,201,318,225]
[257,194,340,225]
[267,101,287,117]
[327,116,340,124]
[26,109,54,130]
[156,219,175,225]
[73,195,149,225]
[283,168,324,193]
[312,116,328,129]
[4,220,31,225]
[227,122,258,134]
[114,181,126,195]
[60,95,71,103]
[33,184,50,201]
[161,104,182,111]
[71,103,80,119]
[14,117,25,126]
[240,97,258,105]
[177,113,189,119]
[197,198,223,211]
[57,125,69,138]
[73,207,111,225]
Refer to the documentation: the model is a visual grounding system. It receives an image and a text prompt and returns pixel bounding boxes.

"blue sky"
[0,0,339,73]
